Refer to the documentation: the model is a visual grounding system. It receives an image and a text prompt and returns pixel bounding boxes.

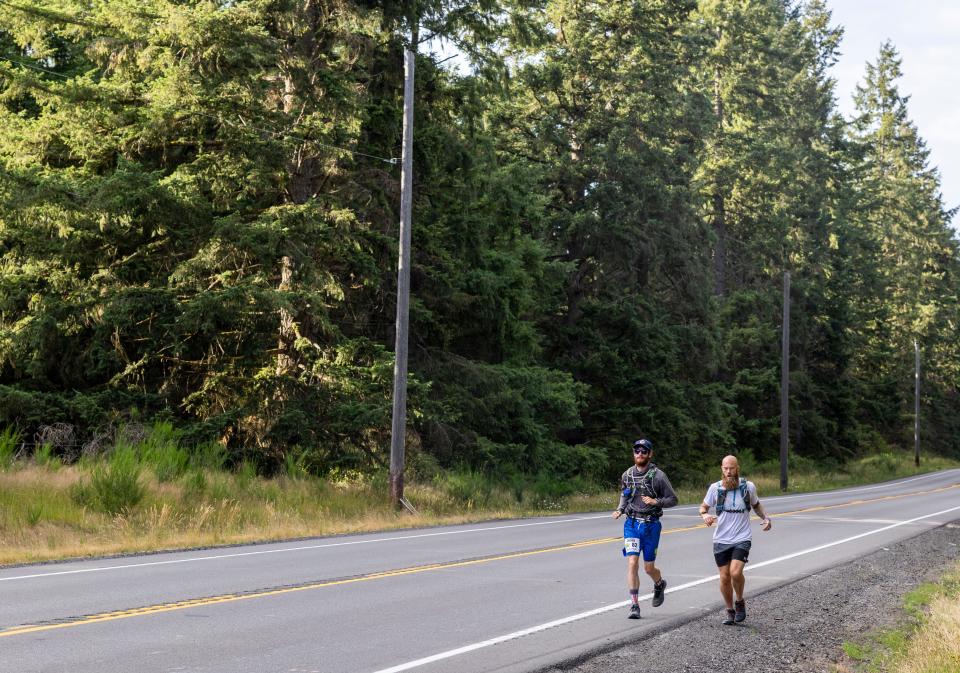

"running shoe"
[734,599,746,623]
[652,579,667,607]
[722,608,736,625]
[628,604,641,619]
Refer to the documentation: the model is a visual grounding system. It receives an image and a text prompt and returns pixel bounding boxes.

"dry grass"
[840,562,960,673]
[0,463,604,565]
[895,595,960,673]
[0,450,957,567]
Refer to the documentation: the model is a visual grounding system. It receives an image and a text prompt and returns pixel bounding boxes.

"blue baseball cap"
[633,438,653,453]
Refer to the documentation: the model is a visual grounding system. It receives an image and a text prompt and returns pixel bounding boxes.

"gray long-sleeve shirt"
[616,463,678,519]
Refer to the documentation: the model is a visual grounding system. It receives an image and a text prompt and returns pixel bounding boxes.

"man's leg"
[717,563,737,624]
[627,555,641,593]
[626,554,641,618]
[643,560,661,585]
[641,520,666,607]
[730,558,747,622]
[730,559,746,601]
[718,563,733,609]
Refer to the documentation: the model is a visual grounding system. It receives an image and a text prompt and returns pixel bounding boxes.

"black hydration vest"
[622,466,662,520]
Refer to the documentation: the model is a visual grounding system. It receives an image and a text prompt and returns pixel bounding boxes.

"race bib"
[624,537,640,554]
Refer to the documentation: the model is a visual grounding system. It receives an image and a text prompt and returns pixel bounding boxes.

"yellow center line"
[0,538,618,639]
[2,480,957,639]
[764,481,960,519]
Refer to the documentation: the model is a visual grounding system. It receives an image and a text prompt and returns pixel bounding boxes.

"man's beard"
[722,474,739,488]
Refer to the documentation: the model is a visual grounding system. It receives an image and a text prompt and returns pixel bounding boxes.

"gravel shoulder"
[545,520,960,673]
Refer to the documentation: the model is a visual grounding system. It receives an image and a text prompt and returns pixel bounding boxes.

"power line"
[0,56,399,165]
[2,57,70,78]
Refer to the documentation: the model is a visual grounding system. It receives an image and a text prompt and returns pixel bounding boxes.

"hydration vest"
[622,466,661,519]
[622,466,658,497]
[715,478,751,514]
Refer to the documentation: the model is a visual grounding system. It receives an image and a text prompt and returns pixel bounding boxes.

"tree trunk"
[712,53,727,298]
[275,0,321,378]
[713,189,727,298]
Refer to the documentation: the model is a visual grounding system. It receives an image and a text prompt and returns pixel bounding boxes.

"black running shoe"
[734,599,746,623]
[722,609,736,625]
[652,579,667,607]
[628,604,641,619]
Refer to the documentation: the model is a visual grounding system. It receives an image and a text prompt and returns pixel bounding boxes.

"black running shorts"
[713,540,751,567]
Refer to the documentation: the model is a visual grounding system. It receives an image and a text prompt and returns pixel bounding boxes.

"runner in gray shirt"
[699,455,772,625]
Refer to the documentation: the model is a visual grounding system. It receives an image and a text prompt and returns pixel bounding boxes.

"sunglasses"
[633,447,651,455]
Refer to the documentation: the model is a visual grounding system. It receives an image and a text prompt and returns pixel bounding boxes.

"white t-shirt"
[703,480,759,545]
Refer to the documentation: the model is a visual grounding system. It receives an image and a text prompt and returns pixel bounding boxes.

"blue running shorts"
[622,517,662,562]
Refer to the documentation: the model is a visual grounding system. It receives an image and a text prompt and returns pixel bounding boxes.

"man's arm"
[753,500,772,531]
[699,500,716,526]
[612,473,629,518]
[647,471,678,508]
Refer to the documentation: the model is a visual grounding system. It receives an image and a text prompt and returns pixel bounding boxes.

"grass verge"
[838,561,960,672]
[0,433,957,566]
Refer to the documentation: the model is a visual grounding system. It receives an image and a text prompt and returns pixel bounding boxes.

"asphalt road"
[2,469,959,673]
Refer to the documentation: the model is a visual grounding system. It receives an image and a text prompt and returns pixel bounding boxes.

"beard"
[721,473,739,488]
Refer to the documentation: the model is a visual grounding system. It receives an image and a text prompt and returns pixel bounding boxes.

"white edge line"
[368,503,960,673]
[3,470,955,582]
[0,515,608,582]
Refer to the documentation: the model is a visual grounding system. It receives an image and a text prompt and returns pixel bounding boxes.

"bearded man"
[698,455,772,625]
[612,438,678,619]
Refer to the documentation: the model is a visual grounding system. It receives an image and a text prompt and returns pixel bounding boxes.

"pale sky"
[828,0,960,230]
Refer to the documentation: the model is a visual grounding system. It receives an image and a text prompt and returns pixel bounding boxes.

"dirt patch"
[545,521,960,673]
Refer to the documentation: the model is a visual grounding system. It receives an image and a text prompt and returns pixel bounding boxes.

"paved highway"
[2,469,959,673]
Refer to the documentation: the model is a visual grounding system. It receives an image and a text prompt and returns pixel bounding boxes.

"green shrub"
[551,442,608,482]
[236,460,258,489]
[283,448,311,480]
[0,426,20,468]
[191,442,228,471]
[436,470,493,508]
[138,422,189,482]
[26,502,44,526]
[855,452,901,480]
[34,443,60,469]
[532,472,584,500]
[73,446,146,515]
[183,468,208,496]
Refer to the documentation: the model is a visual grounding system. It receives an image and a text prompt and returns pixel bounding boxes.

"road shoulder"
[545,519,960,673]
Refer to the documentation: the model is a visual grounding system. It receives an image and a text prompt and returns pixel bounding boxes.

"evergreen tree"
[500,0,731,479]
[848,41,960,454]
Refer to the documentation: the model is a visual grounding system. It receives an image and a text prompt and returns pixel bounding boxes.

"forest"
[1,0,957,487]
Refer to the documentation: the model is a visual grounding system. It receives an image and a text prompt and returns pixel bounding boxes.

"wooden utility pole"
[914,340,920,467]
[780,271,790,490]
[389,48,415,508]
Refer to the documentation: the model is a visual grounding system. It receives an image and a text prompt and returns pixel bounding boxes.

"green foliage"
[0,425,19,468]
[236,460,259,489]
[282,448,311,480]
[0,0,958,485]
[136,422,189,482]
[190,442,228,472]
[419,357,584,475]
[838,561,960,673]
[72,446,146,515]
[33,443,59,469]
[183,469,208,497]
[435,469,493,509]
